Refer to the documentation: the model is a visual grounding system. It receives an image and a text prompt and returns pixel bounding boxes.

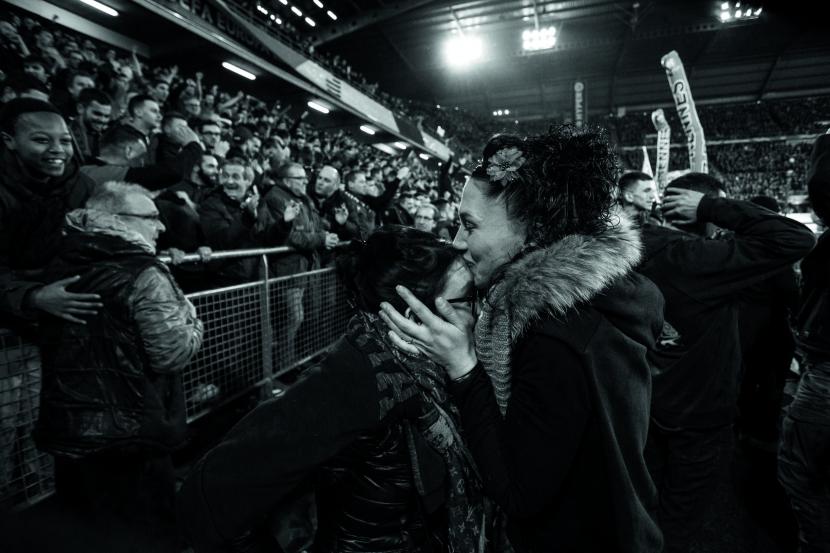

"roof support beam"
[312,0,437,47]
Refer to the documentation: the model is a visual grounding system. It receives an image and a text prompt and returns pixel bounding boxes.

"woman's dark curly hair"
[335,225,460,313]
[471,124,618,246]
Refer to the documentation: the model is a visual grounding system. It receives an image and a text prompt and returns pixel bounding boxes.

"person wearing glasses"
[33,180,203,552]
[178,226,507,553]
[380,127,666,553]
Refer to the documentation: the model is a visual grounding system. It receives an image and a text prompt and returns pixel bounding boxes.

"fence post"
[259,254,273,388]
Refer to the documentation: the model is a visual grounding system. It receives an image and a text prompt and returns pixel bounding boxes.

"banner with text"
[661,51,707,173]
[573,81,586,129]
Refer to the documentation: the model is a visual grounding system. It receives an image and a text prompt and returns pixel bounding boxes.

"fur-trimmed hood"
[486,212,644,344]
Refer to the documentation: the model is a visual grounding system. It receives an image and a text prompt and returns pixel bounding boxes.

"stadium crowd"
[2,5,830,553]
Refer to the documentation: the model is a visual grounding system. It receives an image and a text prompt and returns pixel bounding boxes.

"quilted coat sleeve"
[131,266,204,374]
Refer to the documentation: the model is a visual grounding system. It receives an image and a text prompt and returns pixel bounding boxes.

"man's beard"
[197,169,217,186]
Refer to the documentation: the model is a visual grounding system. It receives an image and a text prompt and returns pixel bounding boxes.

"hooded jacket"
[639,196,815,428]
[35,210,203,458]
[0,148,95,321]
[450,216,665,553]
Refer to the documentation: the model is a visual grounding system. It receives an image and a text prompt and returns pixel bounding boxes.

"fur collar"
[488,212,643,343]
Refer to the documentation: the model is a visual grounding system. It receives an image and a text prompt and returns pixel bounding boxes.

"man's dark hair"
[77,88,112,108]
[161,111,187,129]
[618,171,654,194]
[197,119,221,133]
[470,124,618,246]
[0,97,62,134]
[345,171,364,185]
[335,225,460,313]
[128,94,155,117]
[100,124,145,151]
[666,172,726,198]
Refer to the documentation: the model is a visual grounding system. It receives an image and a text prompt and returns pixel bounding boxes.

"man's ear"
[1,131,16,151]
[623,190,634,203]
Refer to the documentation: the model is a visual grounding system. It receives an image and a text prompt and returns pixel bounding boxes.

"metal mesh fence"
[0,332,53,511]
[0,260,353,511]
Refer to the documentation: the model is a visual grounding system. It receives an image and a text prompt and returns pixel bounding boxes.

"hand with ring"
[379,285,477,379]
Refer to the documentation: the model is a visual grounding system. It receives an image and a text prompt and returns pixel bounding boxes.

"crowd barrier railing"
[0,246,352,511]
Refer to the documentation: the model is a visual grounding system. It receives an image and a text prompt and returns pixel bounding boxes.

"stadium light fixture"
[279,0,288,4]
[291,6,303,17]
[327,10,337,20]
[419,153,430,161]
[307,100,330,114]
[394,142,408,150]
[359,125,377,135]
[222,62,256,80]
[305,17,316,27]
[313,0,324,7]
[79,0,118,17]
[443,35,484,68]
[522,26,556,51]
[718,1,761,22]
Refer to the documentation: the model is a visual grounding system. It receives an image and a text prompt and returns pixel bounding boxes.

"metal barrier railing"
[0,247,353,511]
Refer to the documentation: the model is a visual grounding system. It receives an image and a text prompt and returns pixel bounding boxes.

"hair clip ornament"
[486,147,526,185]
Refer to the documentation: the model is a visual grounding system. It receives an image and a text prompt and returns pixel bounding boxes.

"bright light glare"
[443,35,483,68]
[505,109,510,115]
[359,125,376,135]
[522,26,556,51]
[419,153,430,161]
[279,0,287,4]
[755,7,762,14]
[222,62,256,80]
[307,100,330,114]
[291,6,303,16]
[305,17,316,27]
[720,11,731,21]
[393,142,408,150]
[721,1,729,9]
[327,10,337,20]
[256,5,268,14]
[79,0,118,16]
[313,0,324,7]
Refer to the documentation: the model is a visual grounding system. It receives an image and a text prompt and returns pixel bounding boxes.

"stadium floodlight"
[291,6,303,17]
[443,35,483,68]
[505,109,510,115]
[393,142,408,150]
[279,0,287,4]
[419,153,430,161]
[256,5,268,15]
[359,125,377,135]
[275,17,282,24]
[307,100,330,114]
[720,11,731,21]
[313,0,324,7]
[79,0,118,16]
[305,17,316,27]
[719,1,761,22]
[522,26,557,51]
[721,1,729,9]
[327,10,337,20]
[222,62,256,80]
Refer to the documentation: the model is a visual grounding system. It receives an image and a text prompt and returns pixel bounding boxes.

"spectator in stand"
[433,198,458,241]
[383,191,416,227]
[197,119,229,160]
[782,131,830,553]
[68,87,111,163]
[147,78,170,107]
[261,162,338,366]
[618,171,659,223]
[150,111,203,178]
[155,154,219,252]
[21,55,48,85]
[126,93,161,141]
[344,167,407,238]
[35,181,203,553]
[0,98,98,325]
[81,124,199,191]
[312,164,360,241]
[414,203,438,234]
[51,70,95,118]
[3,73,50,102]
[638,173,815,553]
[199,158,295,287]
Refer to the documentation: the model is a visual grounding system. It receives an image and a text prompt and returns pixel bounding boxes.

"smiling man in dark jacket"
[637,173,816,553]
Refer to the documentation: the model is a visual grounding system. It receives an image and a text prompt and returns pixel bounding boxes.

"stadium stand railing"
[0,247,352,512]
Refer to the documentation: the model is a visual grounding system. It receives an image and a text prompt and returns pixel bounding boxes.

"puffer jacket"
[35,210,203,458]
[0,148,95,321]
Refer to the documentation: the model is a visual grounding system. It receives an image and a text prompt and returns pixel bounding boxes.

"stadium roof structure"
[281,0,830,120]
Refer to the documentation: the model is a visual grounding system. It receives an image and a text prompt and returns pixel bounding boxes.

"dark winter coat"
[0,148,95,321]
[260,183,328,276]
[639,196,815,428]
[450,215,665,553]
[796,134,830,362]
[34,210,203,458]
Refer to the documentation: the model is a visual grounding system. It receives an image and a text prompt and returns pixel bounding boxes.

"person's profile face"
[200,155,219,185]
[627,179,658,212]
[3,112,73,178]
[452,178,527,290]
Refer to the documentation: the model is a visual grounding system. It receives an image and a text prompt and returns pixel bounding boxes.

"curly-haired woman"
[381,126,665,553]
